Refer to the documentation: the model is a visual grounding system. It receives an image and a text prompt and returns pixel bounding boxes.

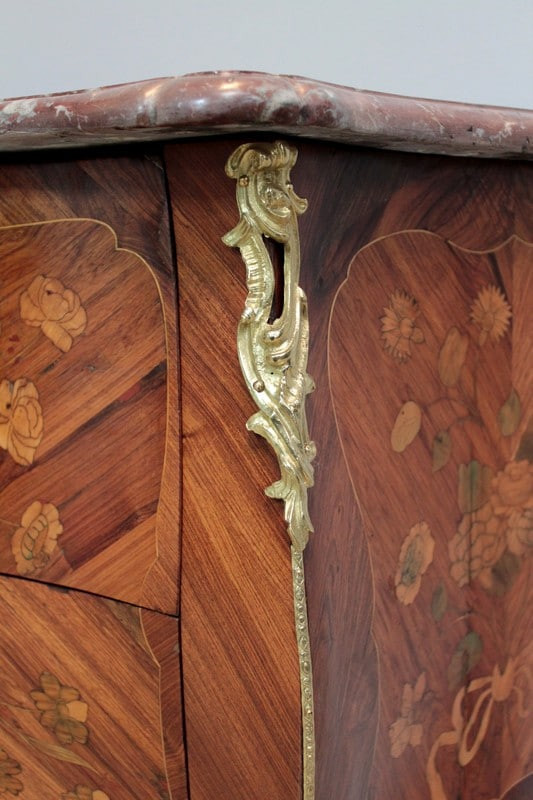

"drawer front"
[0,575,186,799]
[0,155,180,613]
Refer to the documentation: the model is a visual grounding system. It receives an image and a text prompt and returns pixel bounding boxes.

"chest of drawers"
[0,73,531,800]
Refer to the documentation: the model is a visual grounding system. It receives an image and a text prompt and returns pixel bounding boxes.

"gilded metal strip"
[223,141,316,800]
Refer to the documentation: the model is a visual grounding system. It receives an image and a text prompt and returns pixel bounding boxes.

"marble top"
[0,71,531,158]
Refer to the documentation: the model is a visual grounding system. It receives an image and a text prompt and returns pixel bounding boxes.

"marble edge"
[0,71,531,158]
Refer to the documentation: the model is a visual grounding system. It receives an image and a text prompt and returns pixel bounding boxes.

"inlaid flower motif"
[381,290,424,362]
[490,460,533,557]
[63,787,110,800]
[20,274,87,353]
[470,284,512,345]
[449,502,507,588]
[395,522,434,605]
[11,501,63,576]
[0,377,43,466]
[491,460,533,514]
[0,748,22,796]
[389,672,426,757]
[30,672,89,745]
[506,508,533,556]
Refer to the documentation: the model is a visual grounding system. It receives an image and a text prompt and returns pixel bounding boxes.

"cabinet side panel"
[292,142,532,800]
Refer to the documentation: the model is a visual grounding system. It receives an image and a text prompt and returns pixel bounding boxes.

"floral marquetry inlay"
[0,577,183,799]
[12,502,63,576]
[30,672,89,746]
[0,377,43,466]
[0,219,172,609]
[381,289,425,362]
[389,672,426,757]
[0,748,23,797]
[470,284,512,345]
[395,522,434,605]
[329,231,532,799]
[20,274,87,353]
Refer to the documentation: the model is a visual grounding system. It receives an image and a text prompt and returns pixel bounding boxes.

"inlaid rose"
[11,501,63,576]
[0,377,43,466]
[491,460,533,513]
[20,274,87,353]
[488,460,533,558]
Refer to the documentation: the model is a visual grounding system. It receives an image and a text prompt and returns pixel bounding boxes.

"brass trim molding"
[223,141,316,800]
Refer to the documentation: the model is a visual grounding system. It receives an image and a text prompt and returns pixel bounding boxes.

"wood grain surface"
[0,151,180,614]
[330,233,532,798]
[166,140,302,800]
[288,142,533,800]
[0,138,530,800]
[0,575,186,799]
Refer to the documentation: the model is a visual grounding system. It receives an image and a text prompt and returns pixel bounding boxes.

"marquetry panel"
[0,154,180,613]
[289,141,533,800]
[0,575,186,799]
[330,232,532,799]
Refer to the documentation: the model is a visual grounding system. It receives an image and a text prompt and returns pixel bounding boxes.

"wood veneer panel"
[0,153,180,614]
[330,233,531,798]
[288,142,532,799]
[166,140,301,800]
[0,575,186,798]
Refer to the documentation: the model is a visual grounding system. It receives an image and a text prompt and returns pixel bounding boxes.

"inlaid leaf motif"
[438,326,468,387]
[431,584,448,622]
[391,401,422,453]
[447,632,483,690]
[432,430,452,472]
[498,388,521,436]
[17,732,95,772]
[486,551,521,597]
[457,461,494,513]
[515,418,533,462]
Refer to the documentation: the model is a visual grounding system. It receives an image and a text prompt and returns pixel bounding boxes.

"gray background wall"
[2,0,532,107]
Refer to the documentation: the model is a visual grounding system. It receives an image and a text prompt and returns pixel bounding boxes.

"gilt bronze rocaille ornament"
[223,140,316,800]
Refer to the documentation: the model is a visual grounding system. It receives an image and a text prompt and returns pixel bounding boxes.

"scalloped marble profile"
[0,71,531,157]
